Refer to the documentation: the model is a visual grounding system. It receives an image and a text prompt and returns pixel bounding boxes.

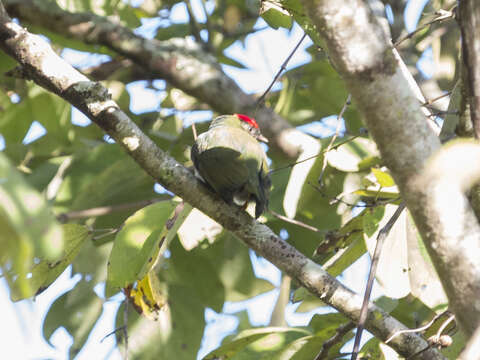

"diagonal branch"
[0,3,444,359]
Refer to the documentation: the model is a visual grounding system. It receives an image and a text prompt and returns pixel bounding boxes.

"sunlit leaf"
[106,200,179,293]
[260,1,293,30]
[372,168,396,187]
[126,272,167,320]
[203,327,309,359]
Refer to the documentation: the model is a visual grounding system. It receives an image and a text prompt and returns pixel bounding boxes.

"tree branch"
[0,3,444,359]
[458,0,480,139]
[301,0,480,337]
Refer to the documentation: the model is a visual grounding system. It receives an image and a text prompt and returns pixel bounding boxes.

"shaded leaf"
[201,232,275,302]
[375,294,434,329]
[42,280,103,357]
[362,205,385,237]
[117,284,205,360]
[164,239,226,312]
[0,153,67,299]
[10,224,90,301]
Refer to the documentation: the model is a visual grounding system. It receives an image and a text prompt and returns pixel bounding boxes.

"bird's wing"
[192,127,252,201]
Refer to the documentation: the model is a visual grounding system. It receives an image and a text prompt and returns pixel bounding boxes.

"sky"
[0,0,433,359]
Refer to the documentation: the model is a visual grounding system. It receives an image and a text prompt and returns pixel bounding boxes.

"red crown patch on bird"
[235,113,259,129]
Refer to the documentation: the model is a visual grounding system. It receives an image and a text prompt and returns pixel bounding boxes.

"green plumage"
[191,115,270,218]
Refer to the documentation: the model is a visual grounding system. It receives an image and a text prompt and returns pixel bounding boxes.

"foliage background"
[0,0,463,359]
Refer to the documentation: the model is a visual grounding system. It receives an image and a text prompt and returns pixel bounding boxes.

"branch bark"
[0,3,444,359]
[458,0,480,138]
[301,0,480,337]
[2,0,301,158]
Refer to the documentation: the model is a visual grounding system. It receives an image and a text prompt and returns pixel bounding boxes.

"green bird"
[191,114,271,218]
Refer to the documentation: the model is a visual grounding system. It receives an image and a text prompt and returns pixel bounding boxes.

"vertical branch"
[458,1,480,138]
[199,0,212,47]
[185,0,203,44]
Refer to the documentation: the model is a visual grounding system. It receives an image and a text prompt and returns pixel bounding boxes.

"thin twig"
[123,296,129,360]
[100,325,126,343]
[435,313,456,340]
[351,202,406,360]
[394,9,454,47]
[269,135,359,175]
[270,209,323,233]
[314,321,356,360]
[46,156,73,201]
[56,197,170,222]
[385,310,451,344]
[421,91,452,107]
[318,94,351,186]
[192,121,198,141]
[91,228,119,242]
[427,110,459,118]
[256,33,307,106]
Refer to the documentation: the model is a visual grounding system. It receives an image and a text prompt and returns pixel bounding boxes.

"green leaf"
[202,232,275,302]
[218,54,247,69]
[375,294,434,328]
[359,338,387,359]
[165,239,226,312]
[357,156,382,171]
[362,206,385,237]
[354,189,400,200]
[116,284,205,360]
[0,89,33,147]
[42,280,103,357]
[156,23,191,41]
[69,152,156,211]
[372,168,396,187]
[29,86,72,139]
[272,335,319,360]
[273,138,344,256]
[324,235,366,277]
[260,1,293,30]
[273,313,353,359]
[106,200,178,292]
[203,327,309,359]
[0,153,67,299]
[10,224,90,301]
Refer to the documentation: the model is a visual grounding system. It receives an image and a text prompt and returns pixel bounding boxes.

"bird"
[191,113,271,218]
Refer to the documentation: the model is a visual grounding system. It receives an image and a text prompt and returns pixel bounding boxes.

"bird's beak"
[257,134,269,143]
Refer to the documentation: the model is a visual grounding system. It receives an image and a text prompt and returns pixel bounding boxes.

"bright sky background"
[0,0,432,359]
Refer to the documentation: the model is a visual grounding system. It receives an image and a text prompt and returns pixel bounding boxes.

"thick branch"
[458,0,480,138]
[2,0,300,158]
[301,0,480,336]
[0,4,444,359]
